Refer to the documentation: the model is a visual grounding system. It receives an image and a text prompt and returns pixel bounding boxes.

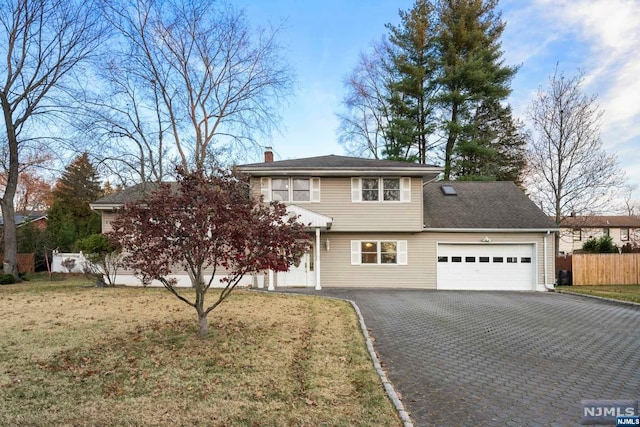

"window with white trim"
[362,179,379,201]
[383,178,400,201]
[260,177,320,202]
[621,228,630,241]
[350,240,408,265]
[272,178,289,201]
[351,177,411,202]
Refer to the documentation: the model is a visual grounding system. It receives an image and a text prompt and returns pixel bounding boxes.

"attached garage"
[437,243,536,291]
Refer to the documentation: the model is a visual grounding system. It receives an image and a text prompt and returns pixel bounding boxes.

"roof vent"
[441,185,457,196]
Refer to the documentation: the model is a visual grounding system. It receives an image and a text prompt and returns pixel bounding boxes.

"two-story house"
[557,215,640,254]
[236,151,557,291]
[91,152,557,291]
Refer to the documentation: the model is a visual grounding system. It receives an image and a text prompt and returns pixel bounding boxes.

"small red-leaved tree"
[109,168,310,337]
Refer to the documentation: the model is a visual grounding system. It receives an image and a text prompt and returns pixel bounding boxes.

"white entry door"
[277,246,316,287]
[437,243,535,291]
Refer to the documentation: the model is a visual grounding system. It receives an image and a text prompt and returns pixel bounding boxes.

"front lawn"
[557,284,640,304]
[0,275,400,426]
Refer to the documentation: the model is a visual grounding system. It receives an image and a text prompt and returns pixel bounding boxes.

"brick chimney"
[264,146,273,163]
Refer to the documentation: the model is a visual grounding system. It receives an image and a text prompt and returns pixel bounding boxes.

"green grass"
[557,285,640,304]
[0,275,401,426]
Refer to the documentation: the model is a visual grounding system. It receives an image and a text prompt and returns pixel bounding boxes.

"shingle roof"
[0,212,47,226]
[423,181,558,230]
[559,216,640,228]
[237,154,441,176]
[91,182,178,207]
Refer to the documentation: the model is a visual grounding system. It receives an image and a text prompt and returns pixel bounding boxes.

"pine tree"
[436,0,518,180]
[47,153,103,251]
[453,100,527,185]
[384,0,438,163]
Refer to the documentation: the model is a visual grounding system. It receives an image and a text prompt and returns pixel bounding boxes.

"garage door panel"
[437,244,535,291]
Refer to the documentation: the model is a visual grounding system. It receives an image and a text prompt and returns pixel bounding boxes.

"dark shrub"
[0,274,16,285]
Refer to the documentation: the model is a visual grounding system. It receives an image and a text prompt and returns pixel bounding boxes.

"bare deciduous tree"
[526,67,626,251]
[337,41,392,159]
[93,0,294,179]
[0,0,106,277]
[619,184,639,217]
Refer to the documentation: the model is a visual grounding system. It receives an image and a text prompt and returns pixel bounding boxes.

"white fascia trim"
[89,203,123,211]
[423,228,558,233]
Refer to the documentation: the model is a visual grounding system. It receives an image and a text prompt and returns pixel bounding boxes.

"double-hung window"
[351,177,411,202]
[351,240,408,265]
[361,179,379,201]
[260,177,320,202]
[621,228,630,241]
[271,178,289,201]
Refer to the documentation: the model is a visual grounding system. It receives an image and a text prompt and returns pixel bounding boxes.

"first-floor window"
[351,240,407,265]
[380,241,398,264]
[361,241,378,263]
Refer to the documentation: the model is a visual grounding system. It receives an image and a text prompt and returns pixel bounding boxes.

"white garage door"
[437,244,535,291]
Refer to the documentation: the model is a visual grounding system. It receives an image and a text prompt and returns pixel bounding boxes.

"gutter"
[422,227,559,233]
[237,167,442,177]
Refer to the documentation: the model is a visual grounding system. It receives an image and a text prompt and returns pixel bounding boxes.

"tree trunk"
[1,93,20,279]
[198,312,209,337]
[444,103,459,180]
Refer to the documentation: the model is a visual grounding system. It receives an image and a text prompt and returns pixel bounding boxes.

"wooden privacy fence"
[572,253,640,285]
[0,253,35,273]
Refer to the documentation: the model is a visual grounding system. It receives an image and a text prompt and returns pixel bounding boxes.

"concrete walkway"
[284,289,640,426]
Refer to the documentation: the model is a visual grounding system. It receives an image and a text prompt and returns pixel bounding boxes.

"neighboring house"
[91,151,557,291]
[0,211,48,230]
[557,215,640,254]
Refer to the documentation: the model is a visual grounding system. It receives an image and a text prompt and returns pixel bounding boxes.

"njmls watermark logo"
[581,400,638,425]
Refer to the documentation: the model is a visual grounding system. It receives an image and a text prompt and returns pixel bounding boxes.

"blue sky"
[241,0,640,196]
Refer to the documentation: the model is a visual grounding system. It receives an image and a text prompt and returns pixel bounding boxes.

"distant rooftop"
[559,215,640,228]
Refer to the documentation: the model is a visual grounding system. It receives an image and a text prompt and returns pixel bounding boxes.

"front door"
[278,244,316,287]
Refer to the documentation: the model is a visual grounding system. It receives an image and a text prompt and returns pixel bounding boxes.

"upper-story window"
[260,177,320,202]
[621,228,630,241]
[351,177,411,202]
[272,178,289,201]
[292,178,310,201]
[572,228,582,241]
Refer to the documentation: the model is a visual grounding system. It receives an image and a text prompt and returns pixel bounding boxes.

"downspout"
[543,231,555,291]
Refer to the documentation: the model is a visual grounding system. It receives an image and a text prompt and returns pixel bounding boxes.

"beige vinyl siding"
[421,232,555,289]
[98,212,236,281]
[250,176,423,232]
[320,233,430,288]
[101,212,117,233]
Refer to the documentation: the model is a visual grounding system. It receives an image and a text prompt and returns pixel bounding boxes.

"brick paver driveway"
[287,289,640,426]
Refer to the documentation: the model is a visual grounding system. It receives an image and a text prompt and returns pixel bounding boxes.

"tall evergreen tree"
[47,153,103,251]
[436,0,518,180]
[338,0,522,179]
[453,100,527,185]
[384,0,438,163]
